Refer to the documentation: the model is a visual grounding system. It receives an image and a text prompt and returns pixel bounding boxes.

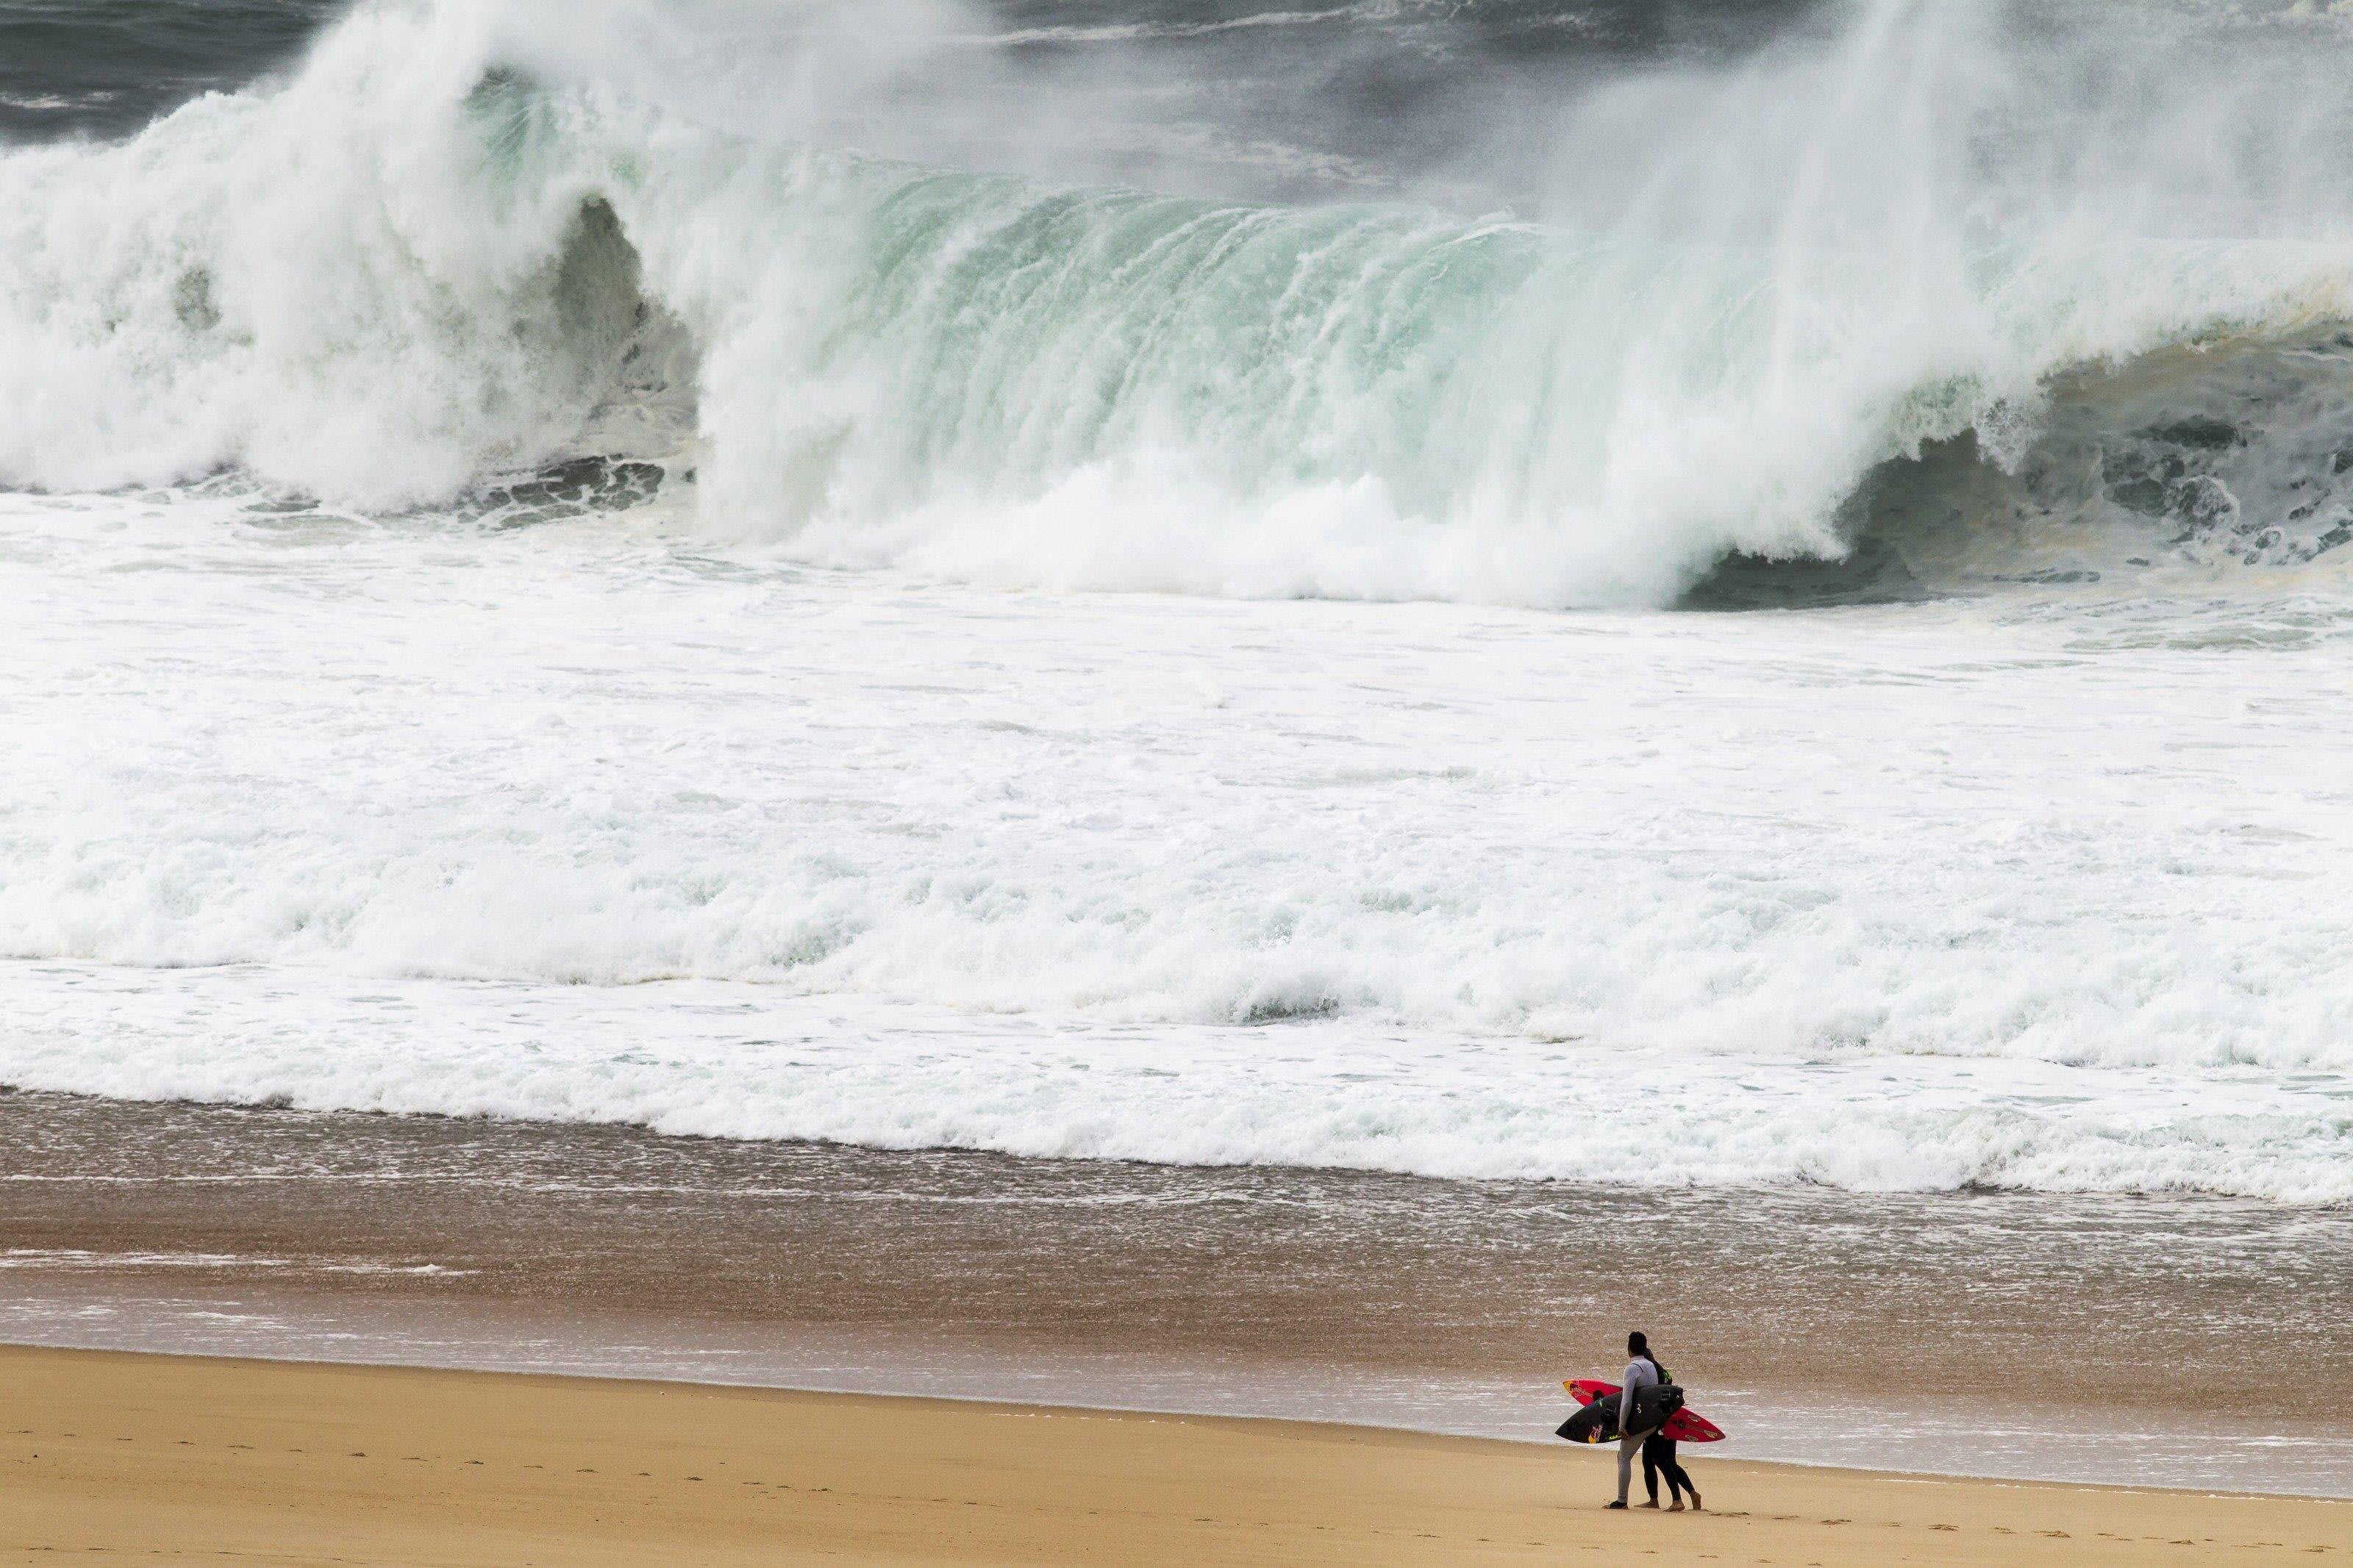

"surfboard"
[1563,1378,1725,1444]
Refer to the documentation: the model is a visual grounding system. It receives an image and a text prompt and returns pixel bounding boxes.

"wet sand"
[4,1090,2350,1493]
[7,1345,2347,1567]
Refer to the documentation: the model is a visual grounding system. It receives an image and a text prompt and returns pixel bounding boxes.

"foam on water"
[1,489,2350,1200]
[7,962,2352,1202]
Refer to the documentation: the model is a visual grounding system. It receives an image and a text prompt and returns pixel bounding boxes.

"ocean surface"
[5,0,2353,1216]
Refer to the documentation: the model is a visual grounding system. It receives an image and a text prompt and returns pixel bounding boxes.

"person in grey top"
[1604,1331,1660,1509]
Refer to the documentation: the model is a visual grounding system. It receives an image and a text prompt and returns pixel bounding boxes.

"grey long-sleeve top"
[1619,1356,1659,1435]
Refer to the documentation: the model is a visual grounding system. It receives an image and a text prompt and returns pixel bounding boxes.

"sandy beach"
[5,1345,2345,1567]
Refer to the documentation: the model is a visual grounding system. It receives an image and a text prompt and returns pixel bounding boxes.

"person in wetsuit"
[1635,1342,1702,1511]
[1605,1331,1658,1508]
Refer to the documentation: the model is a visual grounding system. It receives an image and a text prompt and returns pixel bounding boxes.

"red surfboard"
[1565,1378,1726,1444]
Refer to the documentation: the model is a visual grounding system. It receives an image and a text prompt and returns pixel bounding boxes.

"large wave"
[10,0,2353,609]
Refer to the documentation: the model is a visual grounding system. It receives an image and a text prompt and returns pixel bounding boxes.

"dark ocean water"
[0,0,343,140]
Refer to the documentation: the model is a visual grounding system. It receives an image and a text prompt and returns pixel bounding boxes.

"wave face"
[9,0,2353,604]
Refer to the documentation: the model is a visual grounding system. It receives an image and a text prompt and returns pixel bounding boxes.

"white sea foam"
[0,1250,471,1278]
[4,961,2349,1203]
[1,491,2350,1200]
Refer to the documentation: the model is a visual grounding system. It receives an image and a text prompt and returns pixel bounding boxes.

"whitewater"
[3,0,2352,1203]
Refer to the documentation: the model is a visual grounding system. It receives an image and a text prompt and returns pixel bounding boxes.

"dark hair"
[1627,1331,1648,1355]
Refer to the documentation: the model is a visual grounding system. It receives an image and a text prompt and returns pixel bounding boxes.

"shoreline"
[7,1345,2346,1567]
[7,1089,2349,1498]
[7,1334,2349,1506]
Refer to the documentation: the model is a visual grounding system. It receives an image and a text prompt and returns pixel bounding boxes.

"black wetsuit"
[1639,1357,1695,1504]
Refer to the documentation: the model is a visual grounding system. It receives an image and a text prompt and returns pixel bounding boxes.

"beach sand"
[4,1345,2345,1567]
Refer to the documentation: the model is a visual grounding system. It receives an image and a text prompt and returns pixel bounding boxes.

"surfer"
[1604,1331,1659,1508]
[1636,1343,1701,1512]
[1643,1425,1701,1511]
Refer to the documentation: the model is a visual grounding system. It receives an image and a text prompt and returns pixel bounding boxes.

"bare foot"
[1639,1500,1660,1509]
[1690,1494,1704,1511]
[1668,1500,1685,1512]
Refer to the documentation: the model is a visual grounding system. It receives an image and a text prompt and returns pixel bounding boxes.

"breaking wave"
[7,0,2353,606]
